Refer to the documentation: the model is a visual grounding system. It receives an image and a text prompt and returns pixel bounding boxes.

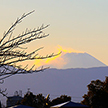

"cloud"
[34,45,83,68]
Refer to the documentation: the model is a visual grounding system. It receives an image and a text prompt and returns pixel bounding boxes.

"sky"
[0,0,108,69]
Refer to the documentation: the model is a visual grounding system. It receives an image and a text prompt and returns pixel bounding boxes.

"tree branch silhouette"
[0,10,60,87]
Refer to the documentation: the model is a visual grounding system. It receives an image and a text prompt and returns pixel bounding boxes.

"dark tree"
[20,92,49,108]
[82,77,108,108]
[20,93,71,108]
[0,11,60,96]
[20,92,37,107]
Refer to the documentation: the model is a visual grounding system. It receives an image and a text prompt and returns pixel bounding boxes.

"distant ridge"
[62,52,107,69]
[1,66,108,103]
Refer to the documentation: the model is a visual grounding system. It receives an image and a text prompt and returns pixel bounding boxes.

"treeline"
[16,93,71,108]
[81,76,108,108]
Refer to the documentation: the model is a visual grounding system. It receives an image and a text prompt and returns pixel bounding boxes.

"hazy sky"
[0,0,108,68]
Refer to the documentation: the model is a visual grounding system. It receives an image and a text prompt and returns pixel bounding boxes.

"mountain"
[1,66,108,103]
[62,52,107,68]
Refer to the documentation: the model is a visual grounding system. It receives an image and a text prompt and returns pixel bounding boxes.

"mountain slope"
[62,52,106,68]
[1,66,108,103]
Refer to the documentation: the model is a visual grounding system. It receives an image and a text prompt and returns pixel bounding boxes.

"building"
[7,96,23,107]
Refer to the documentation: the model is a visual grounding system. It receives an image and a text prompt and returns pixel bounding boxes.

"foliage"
[82,77,108,108]
[19,92,50,108]
[17,92,71,108]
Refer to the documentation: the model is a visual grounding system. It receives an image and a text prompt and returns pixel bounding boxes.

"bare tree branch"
[0,11,61,96]
[0,88,7,98]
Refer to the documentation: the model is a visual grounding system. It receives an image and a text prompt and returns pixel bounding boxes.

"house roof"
[51,101,69,108]
[50,101,89,108]
[7,96,23,100]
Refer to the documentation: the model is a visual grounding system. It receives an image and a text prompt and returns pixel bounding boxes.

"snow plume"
[34,45,83,69]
